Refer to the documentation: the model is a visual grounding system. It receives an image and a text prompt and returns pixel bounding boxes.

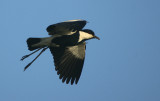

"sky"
[1,0,160,101]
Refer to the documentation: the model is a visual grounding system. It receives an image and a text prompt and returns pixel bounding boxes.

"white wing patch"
[47,19,87,36]
[68,44,85,59]
[67,30,77,35]
[64,19,85,22]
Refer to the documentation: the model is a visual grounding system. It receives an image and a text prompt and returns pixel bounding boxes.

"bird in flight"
[21,19,100,85]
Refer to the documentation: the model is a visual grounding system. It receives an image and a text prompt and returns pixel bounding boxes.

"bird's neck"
[78,31,92,42]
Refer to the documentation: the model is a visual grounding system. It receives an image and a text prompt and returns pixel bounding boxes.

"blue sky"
[1,0,160,101]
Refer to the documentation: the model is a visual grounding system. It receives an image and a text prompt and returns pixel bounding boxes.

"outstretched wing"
[46,19,87,35]
[49,42,86,85]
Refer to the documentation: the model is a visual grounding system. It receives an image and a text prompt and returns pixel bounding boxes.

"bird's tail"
[27,38,42,51]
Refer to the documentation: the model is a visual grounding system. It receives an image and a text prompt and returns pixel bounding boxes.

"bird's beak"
[94,35,100,40]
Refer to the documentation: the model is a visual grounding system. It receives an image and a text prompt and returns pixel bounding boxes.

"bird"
[21,19,100,85]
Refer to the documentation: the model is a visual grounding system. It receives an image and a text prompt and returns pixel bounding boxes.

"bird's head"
[81,29,100,40]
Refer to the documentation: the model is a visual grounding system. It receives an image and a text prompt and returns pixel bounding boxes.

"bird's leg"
[23,47,48,71]
[21,48,42,61]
